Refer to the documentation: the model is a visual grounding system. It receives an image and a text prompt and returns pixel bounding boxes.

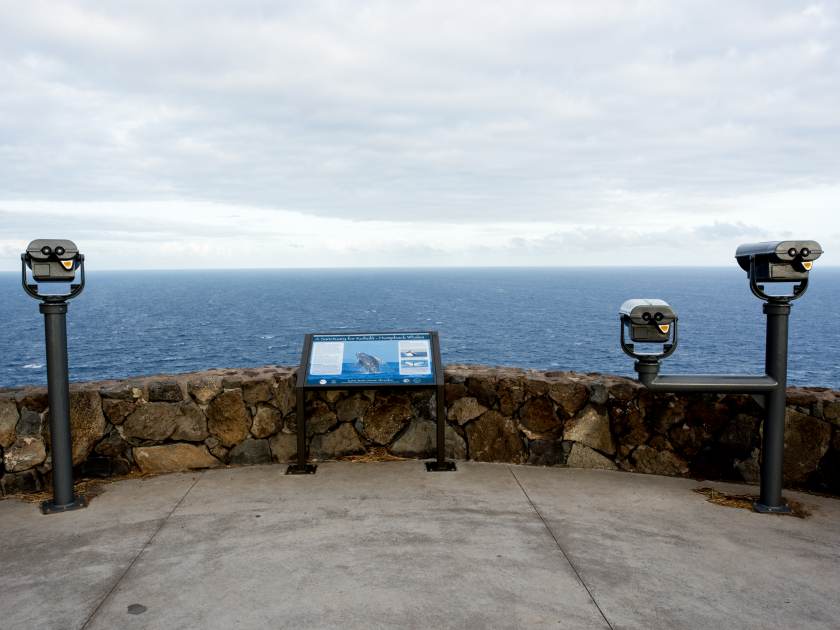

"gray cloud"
[1,1,839,224]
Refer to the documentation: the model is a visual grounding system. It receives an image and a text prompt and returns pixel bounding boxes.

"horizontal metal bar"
[642,374,778,394]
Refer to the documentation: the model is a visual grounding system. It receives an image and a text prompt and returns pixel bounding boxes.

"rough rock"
[389,420,466,459]
[631,445,689,476]
[187,376,223,405]
[283,412,299,434]
[273,377,295,416]
[67,390,108,464]
[133,444,220,474]
[519,397,560,437]
[0,469,43,495]
[306,400,338,436]
[148,380,183,402]
[669,424,710,459]
[99,383,136,400]
[102,398,136,425]
[588,381,609,405]
[609,401,649,447]
[3,436,47,472]
[95,431,131,458]
[527,440,569,466]
[16,408,44,437]
[563,405,615,455]
[336,395,370,423]
[322,390,344,404]
[229,438,272,465]
[734,448,760,483]
[251,405,281,438]
[169,403,209,442]
[647,395,688,434]
[15,389,48,412]
[242,379,274,405]
[124,402,207,443]
[783,409,831,483]
[445,383,467,404]
[0,399,18,448]
[310,423,365,460]
[524,376,550,398]
[824,401,840,425]
[208,444,229,462]
[206,389,251,447]
[566,443,618,470]
[498,376,526,416]
[466,375,497,408]
[717,413,758,450]
[359,394,412,445]
[447,397,487,425]
[465,410,526,463]
[607,379,641,402]
[548,381,589,417]
[124,403,175,441]
[269,433,298,463]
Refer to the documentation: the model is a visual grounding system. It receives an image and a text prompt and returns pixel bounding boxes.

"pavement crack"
[79,472,204,630]
[508,466,615,630]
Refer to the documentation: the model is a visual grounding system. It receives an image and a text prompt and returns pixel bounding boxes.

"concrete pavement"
[1,462,838,630]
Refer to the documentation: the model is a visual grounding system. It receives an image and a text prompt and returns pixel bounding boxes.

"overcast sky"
[1,1,838,269]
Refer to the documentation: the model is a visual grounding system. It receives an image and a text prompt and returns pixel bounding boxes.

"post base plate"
[753,501,791,514]
[286,464,318,475]
[425,461,457,472]
[40,495,87,515]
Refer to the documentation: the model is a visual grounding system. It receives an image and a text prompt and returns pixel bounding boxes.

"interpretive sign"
[289,330,455,474]
[304,332,437,387]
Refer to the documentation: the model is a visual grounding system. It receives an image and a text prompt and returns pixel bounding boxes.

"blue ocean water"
[0,268,838,389]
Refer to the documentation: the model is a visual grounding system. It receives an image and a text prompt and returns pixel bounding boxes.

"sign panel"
[304,332,437,386]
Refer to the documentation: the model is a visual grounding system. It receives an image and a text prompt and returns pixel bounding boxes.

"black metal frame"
[287,330,456,474]
[621,263,811,514]
[21,252,88,514]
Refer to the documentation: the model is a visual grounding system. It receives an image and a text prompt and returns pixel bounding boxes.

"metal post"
[426,384,457,472]
[755,301,791,513]
[436,384,445,465]
[296,388,306,469]
[40,302,86,514]
[286,387,316,474]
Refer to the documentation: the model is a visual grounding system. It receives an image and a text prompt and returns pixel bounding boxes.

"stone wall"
[1,365,838,496]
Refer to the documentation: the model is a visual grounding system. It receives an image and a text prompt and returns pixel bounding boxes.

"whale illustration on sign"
[356,352,382,373]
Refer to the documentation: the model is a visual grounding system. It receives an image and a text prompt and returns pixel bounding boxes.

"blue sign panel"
[305,332,436,386]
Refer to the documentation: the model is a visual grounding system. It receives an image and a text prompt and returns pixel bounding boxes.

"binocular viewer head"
[735,240,822,285]
[619,298,678,361]
[25,239,81,282]
[21,239,85,301]
[619,299,676,342]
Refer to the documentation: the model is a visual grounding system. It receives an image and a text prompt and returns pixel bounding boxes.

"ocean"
[1,267,838,389]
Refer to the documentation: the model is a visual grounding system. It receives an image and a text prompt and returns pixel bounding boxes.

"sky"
[1,1,838,270]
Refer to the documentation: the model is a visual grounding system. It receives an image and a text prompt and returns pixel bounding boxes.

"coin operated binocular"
[618,239,823,514]
[735,240,822,301]
[20,239,87,514]
[22,239,85,302]
[619,299,678,363]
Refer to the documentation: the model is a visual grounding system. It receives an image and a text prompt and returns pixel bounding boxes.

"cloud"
[0,2,837,269]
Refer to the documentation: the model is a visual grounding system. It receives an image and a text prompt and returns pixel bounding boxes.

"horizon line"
[1,264,840,273]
